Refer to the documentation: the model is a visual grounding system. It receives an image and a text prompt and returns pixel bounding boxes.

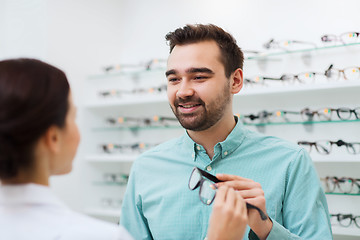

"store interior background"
[1,0,359,239]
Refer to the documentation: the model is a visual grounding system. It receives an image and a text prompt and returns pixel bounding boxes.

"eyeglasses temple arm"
[195,167,222,183]
[246,203,269,221]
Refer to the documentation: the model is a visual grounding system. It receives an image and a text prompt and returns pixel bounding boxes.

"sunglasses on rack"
[188,167,268,221]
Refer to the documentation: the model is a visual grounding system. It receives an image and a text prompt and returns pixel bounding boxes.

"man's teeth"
[182,104,198,108]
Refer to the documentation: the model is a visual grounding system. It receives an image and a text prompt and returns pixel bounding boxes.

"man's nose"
[176,79,194,99]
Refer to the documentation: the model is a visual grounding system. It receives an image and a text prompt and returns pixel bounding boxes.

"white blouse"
[0,183,133,240]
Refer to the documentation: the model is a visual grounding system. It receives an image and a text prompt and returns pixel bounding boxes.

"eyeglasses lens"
[337,108,352,120]
[354,216,360,228]
[347,143,360,155]
[318,108,332,121]
[189,169,202,190]
[325,69,340,81]
[338,178,353,193]
[340,32,360,44]
[315,141,332,155]
[343,67,360,81]
[339,215,352,227]
[199,180,217,205]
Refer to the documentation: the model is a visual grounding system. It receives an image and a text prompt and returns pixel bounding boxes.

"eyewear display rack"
[81,43,360,237]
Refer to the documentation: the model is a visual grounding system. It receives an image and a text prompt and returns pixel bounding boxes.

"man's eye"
[168,78,179,82]
[194,76,208,80]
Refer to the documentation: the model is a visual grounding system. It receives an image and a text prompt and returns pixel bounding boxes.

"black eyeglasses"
[330,214,360,228]
[188,167,268,220]
[240,110,300,124]
[321,32,360,45]
[325,64,360,81]
[321,176,360,194]
[297,140,360,155]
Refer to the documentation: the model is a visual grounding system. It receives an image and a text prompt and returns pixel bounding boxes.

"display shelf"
[246,42,360,60]
[91,118,359,132]
[325,192,360,196]
[242,119,360,127]
[85,208,121,217]
[84,81,360,108]
[86,43,360,80]
[85,154,137,163]
[332,225,360,237]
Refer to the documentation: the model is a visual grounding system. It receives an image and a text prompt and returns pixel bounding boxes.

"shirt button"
[196,145,201,151]
[224,151,228,156]
[207,166,212,171]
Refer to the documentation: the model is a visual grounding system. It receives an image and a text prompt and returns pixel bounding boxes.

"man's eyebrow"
[186,68,214,74]
[165,67,214,77]
[165,69,177,77]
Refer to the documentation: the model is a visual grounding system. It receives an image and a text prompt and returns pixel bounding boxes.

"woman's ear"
[230,68,243,94]
[42,126,61,154]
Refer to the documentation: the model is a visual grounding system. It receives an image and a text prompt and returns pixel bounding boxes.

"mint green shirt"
[121,118,332,239]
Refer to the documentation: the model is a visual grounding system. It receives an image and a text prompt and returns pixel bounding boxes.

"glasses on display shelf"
[144,58,167,70]
[324,64,360,81]
[103,173,129,184]
[99,84,167,98]
[106,115,178,128]
[297,139,360,155]
[245,72,325,86]
[301,107,360,122]
[300,107,333,122]
[330,214,360,228]
[188,167,268,221]
[98,89,133,98]
[101,142,155,154]
[321,176,360,194]
[321,32,360,45]
[263,39,317,51]
[103,58,167,73]
[239,110,301,123]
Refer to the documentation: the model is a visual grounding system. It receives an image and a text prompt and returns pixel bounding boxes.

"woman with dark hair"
[0,58,247,240]
[0,58,133,240]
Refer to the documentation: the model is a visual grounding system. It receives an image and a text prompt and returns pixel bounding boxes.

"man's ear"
[230,68,243,94]
[43,126,61,154]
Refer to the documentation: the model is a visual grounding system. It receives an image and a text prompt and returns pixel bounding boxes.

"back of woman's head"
[0,58,70,179]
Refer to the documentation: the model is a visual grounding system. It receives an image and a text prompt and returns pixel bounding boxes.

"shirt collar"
[183,116,247,162]
[0,183,68,209]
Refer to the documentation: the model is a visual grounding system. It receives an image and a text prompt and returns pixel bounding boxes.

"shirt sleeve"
[120,161,153,240]
[252,149,332,240]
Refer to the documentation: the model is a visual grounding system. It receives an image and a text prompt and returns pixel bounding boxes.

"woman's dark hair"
[165,24,244,78]
[0,58,70,179]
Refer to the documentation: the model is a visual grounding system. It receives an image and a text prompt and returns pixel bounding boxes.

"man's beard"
[170,82,231,131]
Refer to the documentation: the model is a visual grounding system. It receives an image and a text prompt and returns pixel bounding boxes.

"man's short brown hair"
[165,24,244,78]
